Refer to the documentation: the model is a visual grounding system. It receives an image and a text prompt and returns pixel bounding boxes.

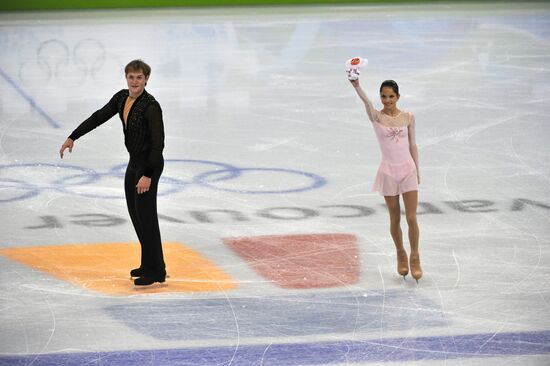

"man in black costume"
[59,59,166,286]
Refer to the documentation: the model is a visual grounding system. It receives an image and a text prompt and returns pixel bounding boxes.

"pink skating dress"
[363,98,418,196]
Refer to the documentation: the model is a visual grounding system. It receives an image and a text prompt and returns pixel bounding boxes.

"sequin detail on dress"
[386,127,405,143]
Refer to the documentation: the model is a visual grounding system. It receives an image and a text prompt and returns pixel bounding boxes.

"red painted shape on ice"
[223,233,360,289]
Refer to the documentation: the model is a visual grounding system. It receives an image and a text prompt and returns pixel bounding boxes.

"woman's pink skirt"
[372,158,418,196]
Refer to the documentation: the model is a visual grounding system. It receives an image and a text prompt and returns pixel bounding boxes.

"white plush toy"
[346,57,368,81]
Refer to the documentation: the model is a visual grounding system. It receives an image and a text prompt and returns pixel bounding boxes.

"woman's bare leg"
[403,190,422,281]
[384,195,408,277]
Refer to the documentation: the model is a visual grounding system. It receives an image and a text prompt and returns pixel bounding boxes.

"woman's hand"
[347,68,360,87]
[59,138,74,159]
[136,176,152,194]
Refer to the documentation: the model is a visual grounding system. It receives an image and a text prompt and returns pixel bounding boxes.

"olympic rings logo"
[18,38,122,87]
[0,160,327,203]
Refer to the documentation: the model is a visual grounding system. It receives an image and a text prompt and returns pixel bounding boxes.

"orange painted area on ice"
[0,241,236,295]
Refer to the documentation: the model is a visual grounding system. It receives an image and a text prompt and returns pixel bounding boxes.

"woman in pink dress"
[349,77,422,282]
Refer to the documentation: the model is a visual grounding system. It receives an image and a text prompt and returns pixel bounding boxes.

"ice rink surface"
[1,1,550,365]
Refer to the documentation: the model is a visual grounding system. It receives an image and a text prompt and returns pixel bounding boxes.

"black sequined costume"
[69,89,166,279]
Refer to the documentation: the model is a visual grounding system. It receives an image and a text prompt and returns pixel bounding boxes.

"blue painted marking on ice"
[1,330,549,365]
[103,291,447,341]
[0,66,61,128]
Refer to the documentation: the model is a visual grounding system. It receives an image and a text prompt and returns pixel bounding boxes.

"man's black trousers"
[124,158,165,278]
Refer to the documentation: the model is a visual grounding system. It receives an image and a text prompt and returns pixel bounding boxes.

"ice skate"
[134,275,166,286]
[130,267,143,278]
[396,249,409,279]
[410,253,423,283]
[131,268,169,279]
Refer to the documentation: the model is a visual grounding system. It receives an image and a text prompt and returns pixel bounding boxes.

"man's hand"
[59,138,74,159]
[136,176,152,194]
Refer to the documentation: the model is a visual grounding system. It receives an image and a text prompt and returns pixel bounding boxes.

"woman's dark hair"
[380,80,399,95]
